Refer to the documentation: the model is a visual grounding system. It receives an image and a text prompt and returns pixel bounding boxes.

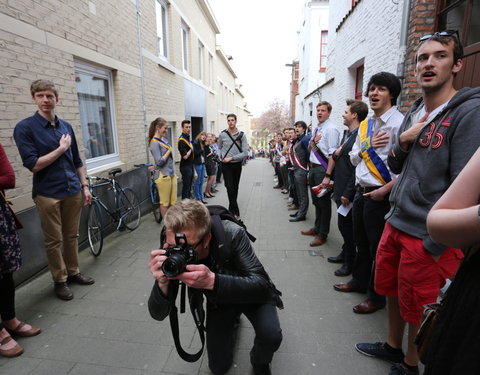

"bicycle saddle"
[108,168,122,176]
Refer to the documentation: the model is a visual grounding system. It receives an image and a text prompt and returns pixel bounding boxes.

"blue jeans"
[194,164,205,200]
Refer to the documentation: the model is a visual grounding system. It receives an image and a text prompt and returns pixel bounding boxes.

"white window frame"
[181,22,189,72]
[208,53,213,87]
[155,0,169,59]
[74,61,120,171]
[198,41,204,81]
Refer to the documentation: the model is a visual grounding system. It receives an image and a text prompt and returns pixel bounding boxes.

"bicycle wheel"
[151,184,162,223]
[87,200,103,256]
[118,187,141,230]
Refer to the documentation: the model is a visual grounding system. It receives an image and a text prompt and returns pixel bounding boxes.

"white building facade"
[295,0,329,125]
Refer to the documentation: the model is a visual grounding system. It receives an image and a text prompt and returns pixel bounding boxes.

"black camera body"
[162,233,198,277]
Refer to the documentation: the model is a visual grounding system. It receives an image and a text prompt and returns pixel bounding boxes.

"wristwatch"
[325,173,331,178]
[81,184,89,189]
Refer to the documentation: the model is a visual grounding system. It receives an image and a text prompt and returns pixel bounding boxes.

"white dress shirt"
[309,118,340,164]
[349,106,404,187]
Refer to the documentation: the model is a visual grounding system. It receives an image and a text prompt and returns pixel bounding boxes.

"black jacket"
[332,128,358,203]
[178,134,193,167]
[148,220,283,322]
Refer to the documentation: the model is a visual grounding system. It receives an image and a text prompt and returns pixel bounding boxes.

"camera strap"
[169,280,206,362]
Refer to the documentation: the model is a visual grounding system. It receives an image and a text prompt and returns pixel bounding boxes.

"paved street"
[1,158,394,375]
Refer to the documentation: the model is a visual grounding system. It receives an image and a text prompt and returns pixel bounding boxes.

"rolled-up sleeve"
[349,133,362,166]
[13,123,38,171]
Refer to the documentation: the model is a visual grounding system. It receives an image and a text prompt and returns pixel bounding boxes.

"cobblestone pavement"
[0,158,396,375]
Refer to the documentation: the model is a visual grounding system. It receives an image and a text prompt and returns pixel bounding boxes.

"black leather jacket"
[148,220,283,322]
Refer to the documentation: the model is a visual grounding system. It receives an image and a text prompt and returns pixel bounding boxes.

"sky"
[208,0,305,117]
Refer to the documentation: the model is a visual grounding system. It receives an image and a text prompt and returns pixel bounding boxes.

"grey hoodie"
[386,87,480,255]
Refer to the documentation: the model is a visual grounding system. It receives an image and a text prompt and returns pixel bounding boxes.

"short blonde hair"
[164,199,211,240]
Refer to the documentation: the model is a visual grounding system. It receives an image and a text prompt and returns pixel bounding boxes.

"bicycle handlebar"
[134,163,153,168]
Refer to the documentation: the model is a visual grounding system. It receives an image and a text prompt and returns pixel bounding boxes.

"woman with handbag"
[193,132,207,204]
[204,133,218,198]
[424,147,480,374]
[0,143,41,357]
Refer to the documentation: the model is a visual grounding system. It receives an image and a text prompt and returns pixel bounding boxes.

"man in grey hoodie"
[355,31,480,375]
[218,114,249,218]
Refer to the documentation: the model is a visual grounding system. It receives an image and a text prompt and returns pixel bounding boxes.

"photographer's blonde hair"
[164,199,211,239]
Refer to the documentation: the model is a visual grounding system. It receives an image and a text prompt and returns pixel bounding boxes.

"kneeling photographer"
[148,200,283,375]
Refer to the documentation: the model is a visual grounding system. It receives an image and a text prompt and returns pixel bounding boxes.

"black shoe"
[289,212,298,217]
[54,282,74,300]
[334,263,352,277]
[355,342,404,364]
[327,254,345,264]
[67,273,95,285]
[289,216,305,222]
[273,185,282,189]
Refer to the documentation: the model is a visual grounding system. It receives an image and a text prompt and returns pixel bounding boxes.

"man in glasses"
[13,79,94,301]
[148,200,283,375]
[355,31,480,375]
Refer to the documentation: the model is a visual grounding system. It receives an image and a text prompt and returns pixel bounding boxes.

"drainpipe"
[135,0,150,162]
[397,0,412,108]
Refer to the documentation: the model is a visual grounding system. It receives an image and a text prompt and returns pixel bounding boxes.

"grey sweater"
[149,138,175,178]
[386,87,480,255]
[218,129,248,163]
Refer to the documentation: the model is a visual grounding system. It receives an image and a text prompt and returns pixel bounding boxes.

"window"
[166,122,175,149]
[75,62,118,169]
[208,53,213,87]
[198,42,204,81]
[355,65,364,100]
[181,23,189,72]
[155,0,168,59]
[210,121,215,133]
[319,30,328,71]
[437,0,480,47]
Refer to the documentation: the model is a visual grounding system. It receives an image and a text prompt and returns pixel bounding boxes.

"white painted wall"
[323,0,406,125]
[296,0,329,125]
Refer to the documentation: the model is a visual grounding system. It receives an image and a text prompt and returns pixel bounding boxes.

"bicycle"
[134,163,162,223]
[86,168,141,256]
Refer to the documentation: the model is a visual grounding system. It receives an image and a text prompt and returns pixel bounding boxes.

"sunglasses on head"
[420,30,459,42]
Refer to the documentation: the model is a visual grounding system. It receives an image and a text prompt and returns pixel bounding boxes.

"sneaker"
[355,342,404,364]
[389,363,419,375]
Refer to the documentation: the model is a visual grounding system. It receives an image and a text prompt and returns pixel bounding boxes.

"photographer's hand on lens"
[149,249,170,294]
[175,264,215,290]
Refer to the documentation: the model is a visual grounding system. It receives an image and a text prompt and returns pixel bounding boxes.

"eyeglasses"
[420,30,459,42]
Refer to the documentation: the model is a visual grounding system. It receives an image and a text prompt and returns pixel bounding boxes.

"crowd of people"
[2,28,480,375]
[267,30,480,375]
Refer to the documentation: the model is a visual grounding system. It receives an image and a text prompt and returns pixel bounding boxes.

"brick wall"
[398,0,437,112]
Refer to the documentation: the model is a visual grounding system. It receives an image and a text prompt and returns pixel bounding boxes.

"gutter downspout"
[135,0,150,162]
[397,0,412,108]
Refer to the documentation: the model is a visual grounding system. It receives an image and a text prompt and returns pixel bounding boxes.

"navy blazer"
[332,128,358,202]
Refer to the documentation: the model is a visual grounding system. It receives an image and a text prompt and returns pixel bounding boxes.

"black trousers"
[335,200,356,266]
[180,164,194,199]
[351,192,389,306]
[221,162,243,216]
[0,272,15,321]
[206,303,282,375]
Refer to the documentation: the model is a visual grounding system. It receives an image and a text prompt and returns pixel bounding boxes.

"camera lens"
[162,253,186,277]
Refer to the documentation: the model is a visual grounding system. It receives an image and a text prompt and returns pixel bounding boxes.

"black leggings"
[0,272,15,321]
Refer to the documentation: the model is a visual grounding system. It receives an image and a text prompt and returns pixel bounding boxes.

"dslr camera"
[162,233,198,277]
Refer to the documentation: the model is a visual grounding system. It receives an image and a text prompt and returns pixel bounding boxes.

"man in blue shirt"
[14,79,95,301]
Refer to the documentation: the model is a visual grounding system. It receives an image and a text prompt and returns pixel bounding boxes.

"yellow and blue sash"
[359,119,391,185]
[150,137,171,150]
[178,134,192,148]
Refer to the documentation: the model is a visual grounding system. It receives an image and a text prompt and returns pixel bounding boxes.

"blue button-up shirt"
[14,111,83,198]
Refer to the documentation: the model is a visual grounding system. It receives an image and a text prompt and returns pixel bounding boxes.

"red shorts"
[375,222,463,325]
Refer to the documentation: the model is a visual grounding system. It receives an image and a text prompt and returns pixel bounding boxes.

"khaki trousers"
[34,193,83,282]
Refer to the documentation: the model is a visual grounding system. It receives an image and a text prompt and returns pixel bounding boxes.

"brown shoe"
[301,228,317,236]
[54,282,74,300]
[333,282,366,293]
[67,273,95,285]
[353,300,385,314]
[309,235,326,247]
[0,336,23,358]
[5,322,41,337]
